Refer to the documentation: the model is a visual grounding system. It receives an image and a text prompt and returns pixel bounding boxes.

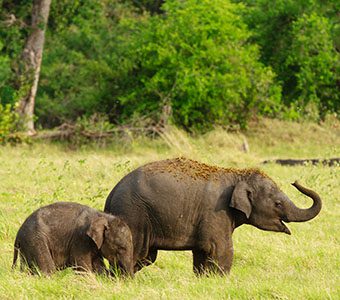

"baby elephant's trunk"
[110,260,134,278]
[119,260,134,278]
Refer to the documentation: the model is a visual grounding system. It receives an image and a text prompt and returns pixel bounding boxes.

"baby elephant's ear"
[229,181,252,219]
[86,216,108,249]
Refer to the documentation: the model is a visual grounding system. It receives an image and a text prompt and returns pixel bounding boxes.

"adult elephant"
[104,158,322,274]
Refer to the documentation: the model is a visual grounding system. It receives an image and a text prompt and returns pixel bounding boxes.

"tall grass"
[0,119,339,299]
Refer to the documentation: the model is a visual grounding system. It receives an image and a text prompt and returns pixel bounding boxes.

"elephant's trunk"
[285,181,322,222]
[118,260,134,278]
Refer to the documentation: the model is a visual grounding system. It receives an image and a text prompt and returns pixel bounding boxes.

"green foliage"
[0,39,15,106]
[0,42,10,84]
[129,0,165,14]
[235,0,340,119]
[36,1,138,127]
[0,103,23,144]
[1,0,339,133]
[69,114,116,148]
[117,0,281,131]
[0,1,31,105]
[285,13,339,117]
[0,25,27,143]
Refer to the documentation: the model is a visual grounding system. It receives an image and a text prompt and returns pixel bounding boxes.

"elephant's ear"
[229,181,252,219]
[86,216,108,249]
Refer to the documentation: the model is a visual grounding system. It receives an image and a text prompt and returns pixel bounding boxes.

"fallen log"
[31,123,164,141]
[262,158,340,166]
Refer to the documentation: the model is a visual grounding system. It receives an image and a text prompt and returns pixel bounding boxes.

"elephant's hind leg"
[19,236,56,275]
[27,239,56,275]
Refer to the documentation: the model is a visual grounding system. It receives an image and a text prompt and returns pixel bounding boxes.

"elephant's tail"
[12,240,20,270]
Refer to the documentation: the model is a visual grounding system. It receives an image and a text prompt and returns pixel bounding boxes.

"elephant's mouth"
[280,219,291,235]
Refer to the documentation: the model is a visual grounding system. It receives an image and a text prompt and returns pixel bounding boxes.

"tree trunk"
[160,102,172,129]
[17,0,51,135]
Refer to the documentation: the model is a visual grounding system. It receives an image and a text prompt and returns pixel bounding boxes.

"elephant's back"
[104,159,220,223]
[104,158,223,214]
[17,202,94,241]
[104,166,147,215]
[142,157,223,181]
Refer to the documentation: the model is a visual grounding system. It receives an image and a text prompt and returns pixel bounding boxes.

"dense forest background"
[0,0,339,135]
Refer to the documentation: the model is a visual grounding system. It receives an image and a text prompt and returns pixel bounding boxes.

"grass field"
[0,119,339,299]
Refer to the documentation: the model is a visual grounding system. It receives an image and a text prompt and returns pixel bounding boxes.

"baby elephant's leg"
[23,239,56,275]
[73,255,94,273]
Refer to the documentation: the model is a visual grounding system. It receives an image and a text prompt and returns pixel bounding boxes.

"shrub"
[0,40,14,105]
[117,0,281,131]
[284,13,339,118]
[234,0,340,120]
[0,103,23,145]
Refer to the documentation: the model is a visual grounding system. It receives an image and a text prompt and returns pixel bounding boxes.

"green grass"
[0,119,339,299]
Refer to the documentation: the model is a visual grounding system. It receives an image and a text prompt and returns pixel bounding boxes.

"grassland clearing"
[0,119,339,299]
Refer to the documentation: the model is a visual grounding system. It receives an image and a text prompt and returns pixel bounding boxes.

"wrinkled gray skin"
[104,158,322,275]
[13,202,133,276]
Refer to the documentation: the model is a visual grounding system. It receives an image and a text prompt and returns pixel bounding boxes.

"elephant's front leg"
[209,237,233,274]
[192,249,208,275]
[193,237,233,275]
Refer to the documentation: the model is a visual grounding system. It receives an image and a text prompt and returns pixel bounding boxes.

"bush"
[235,0,340,120]
[0,2,31,106]
[116,0,281,131]
[0,103,23,145]
[284,13,339,118]
[2,0,338,132]
[0,40,14,105]
[36,1,136,127]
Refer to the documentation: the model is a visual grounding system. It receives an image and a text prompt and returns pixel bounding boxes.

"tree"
[234,0,340,119]
[116,0,281,131]
[284,13,339,117]
[17,0,51,134]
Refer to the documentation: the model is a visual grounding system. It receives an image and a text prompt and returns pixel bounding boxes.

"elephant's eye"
[275,202,282,208]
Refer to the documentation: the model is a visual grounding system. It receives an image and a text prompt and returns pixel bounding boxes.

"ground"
[0,118,339,299]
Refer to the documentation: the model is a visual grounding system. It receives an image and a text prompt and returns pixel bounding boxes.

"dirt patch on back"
[143,157,270,181]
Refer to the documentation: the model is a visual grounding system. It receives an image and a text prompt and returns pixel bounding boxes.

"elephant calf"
[12,202,133,276]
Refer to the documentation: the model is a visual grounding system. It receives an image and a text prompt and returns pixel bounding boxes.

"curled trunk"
[286,181,322,222]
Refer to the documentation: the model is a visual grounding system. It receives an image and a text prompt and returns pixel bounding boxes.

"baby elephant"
[12,202,133,276]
